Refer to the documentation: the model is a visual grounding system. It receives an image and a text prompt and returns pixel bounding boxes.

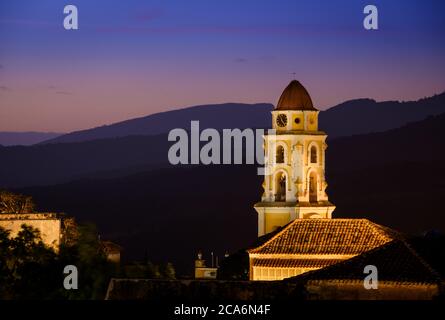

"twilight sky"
[0,0,444,132]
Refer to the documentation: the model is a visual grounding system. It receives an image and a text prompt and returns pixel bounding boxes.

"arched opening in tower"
[276,145,285,164]
[310,145,317,164]
[309,171,318,203]
[275,172,287,202]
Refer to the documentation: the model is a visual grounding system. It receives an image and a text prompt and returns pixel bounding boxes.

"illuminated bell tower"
[255,80,335,237]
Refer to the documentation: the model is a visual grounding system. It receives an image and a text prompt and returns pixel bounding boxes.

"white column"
[257,211,265,237]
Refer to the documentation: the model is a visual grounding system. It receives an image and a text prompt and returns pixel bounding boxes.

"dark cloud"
[234,58,248,63]
[0,86,11,91]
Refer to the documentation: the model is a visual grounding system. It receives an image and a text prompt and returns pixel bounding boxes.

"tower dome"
[276,80,316,111]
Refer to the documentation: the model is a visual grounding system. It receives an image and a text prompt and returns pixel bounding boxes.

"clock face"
[276,114,288,127]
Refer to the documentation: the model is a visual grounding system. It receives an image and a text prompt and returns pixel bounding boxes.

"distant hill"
[0,132,63,146]
[42,103,273,144]
[319,92,445,138]
[0,135,171,188]
[327,112,445,171]
[42,92,445,144]
[15,113,445,273]
[2,106,445,189]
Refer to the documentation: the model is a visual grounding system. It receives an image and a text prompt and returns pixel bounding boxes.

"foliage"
[0,188,177,299]
[0,223,116,300]
[217,249,249,280]
[0,190,35,214]
[0,221,176,300]
[0,225,61,299]
[61,216,79,247]
[122,261,176,280]
[59,223,117,300]
[163,262,176,279]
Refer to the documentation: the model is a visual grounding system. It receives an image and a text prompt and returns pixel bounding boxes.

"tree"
[0,228,13,296]
[162,262,176,279]
[0,224,60,299]
[217,249,249,280]
[0,190,35,214]
[122,261,176,279]
[146,261,161,278]
[61,217,79,247]
[59,223,116,300]
[0,222,118,300]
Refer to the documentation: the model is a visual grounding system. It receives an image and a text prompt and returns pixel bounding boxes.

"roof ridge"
[363,219,399,242]
[286,239,441,285]
[399,238,443,282]
[303,240,396,274]
[247,217,300,254]
[248,218,374,254]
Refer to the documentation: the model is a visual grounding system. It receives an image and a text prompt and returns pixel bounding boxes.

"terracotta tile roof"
[252,258,343,269]
[248,219,398,255]
[287,240,442,284]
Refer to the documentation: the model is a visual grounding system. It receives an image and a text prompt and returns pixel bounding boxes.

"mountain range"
[2,92,443,148]
[0,132,62,146]
[41,103,272,145]
[1,92,445,188]
[41,92,445,144]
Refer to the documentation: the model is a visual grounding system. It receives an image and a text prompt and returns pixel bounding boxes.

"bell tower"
[255,80,335,236]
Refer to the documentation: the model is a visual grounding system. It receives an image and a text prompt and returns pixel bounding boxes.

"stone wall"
[105,278,441,300]
[0,213,62,250]
[306,280,440,300]
[105,279,305,300]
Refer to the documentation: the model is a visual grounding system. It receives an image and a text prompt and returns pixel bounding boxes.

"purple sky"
[1,0,444,132]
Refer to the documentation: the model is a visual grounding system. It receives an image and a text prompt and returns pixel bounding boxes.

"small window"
[276,146,284,163]
[310,146,317,163]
